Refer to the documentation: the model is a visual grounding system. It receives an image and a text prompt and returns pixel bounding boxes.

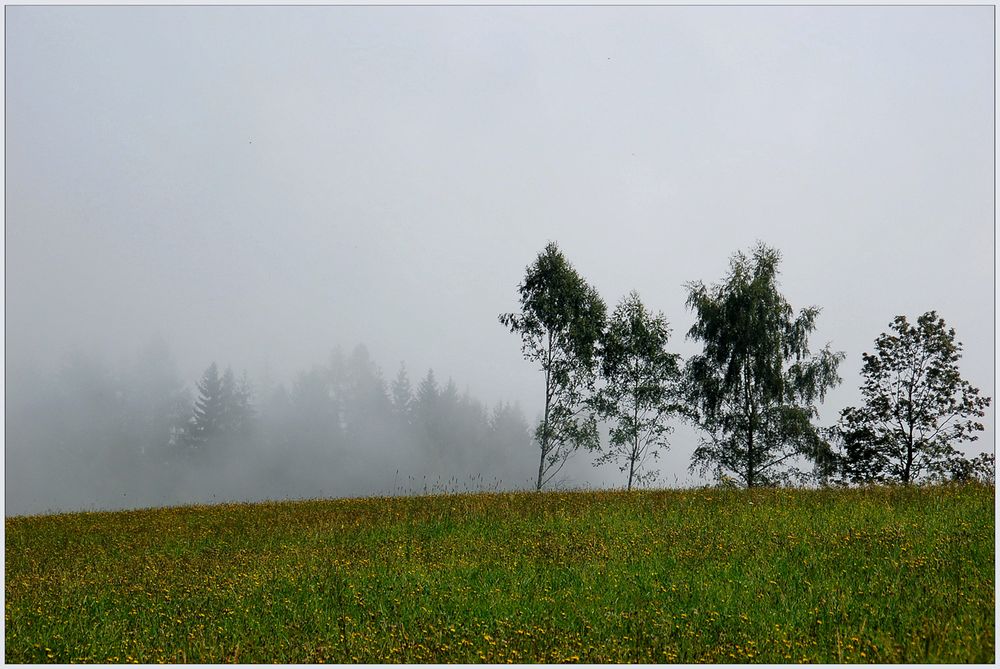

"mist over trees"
[5,343,535,516]
[7,241,993,517]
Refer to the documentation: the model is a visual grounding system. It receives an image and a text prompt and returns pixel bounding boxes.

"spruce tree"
[186,362,225,453]
[391,362,414,420]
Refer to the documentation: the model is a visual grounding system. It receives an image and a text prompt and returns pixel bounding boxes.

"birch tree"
[500,242,606,491]
[685,243,844,487]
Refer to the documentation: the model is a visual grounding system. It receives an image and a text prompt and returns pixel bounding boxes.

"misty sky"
[6,6,994,491]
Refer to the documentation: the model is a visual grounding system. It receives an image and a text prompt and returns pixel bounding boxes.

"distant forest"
[6,341,535,515]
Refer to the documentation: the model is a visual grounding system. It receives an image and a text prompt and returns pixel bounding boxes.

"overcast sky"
[6,6,994,489]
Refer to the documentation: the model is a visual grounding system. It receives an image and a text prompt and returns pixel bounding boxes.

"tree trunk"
[744,366,756,489]
[536,333,553,492]
[536,386,549,492]
[627,451,635,491]
[627,399,639,491]
[903,433,913,485]
[903,384,914,484]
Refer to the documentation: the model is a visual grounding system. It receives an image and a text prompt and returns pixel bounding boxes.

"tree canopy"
[835,311,992,484]
[594,291,685,490]
[685,243,844,487]
[500,242,606,491]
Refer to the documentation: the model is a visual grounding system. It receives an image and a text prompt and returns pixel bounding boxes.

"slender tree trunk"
[536,404,548,492]
[627,445,636,491]
[627,399,639,491]
[536,384,549,492]
[903,384,914,484]
[740,364,756,489]
[903,432,913,485]
[745,368,755,489]
[536,333,553,492]
[627,375,640,491]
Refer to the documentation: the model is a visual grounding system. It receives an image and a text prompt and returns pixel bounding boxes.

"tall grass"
[5,484,994,663]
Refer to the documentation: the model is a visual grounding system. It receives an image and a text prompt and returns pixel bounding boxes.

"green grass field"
[5,484,994,663]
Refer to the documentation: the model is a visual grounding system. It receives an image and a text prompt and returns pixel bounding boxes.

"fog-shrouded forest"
[6,340,539,516]
[7,238,994,516]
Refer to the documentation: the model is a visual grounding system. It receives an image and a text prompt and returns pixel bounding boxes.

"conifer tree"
[185,362,225,453]
[390,362,413,420]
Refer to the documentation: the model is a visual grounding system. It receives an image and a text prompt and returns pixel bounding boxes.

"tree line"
[6,240,992,515]
[500,241,993,491]
[6,343,535,515]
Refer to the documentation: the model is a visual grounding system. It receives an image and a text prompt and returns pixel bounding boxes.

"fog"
[6,6,993,516]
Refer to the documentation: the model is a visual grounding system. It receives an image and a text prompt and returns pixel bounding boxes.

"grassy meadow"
[5,484,994,663]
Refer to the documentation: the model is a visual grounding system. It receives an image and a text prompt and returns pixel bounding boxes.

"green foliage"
[836,312,992,484]
[685,243,844,487]
[499,242,607,490]
[946,452,995,485]
[594,291,685,489]
[6,486,993,663]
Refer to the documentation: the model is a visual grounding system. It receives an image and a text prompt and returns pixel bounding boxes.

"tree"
[484,401,534,485]
[220,367,254,436]
[943,451,995,485]
[185,362,226,453]
[340,345,390,434]
[594,291,685,490]
[123,336,190,461]
[499,242,606,491]
[835,312,991,484]
[685,243,844,487]
[415,368,440,411]
[184,363,255,455]
[287,364,345,459]
[390,362,413,421]
[413,368,440,450]
[336,344,392,465]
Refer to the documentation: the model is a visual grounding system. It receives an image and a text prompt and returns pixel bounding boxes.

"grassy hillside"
[5,485,994,663]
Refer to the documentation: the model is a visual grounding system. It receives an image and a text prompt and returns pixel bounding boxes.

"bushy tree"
[594,291,685,490]
[499,242,606,491]
[835,312,991,484]
[944,452,995,485]
[685,243,844,487]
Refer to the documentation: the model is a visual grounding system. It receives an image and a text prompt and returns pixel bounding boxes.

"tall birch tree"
[500,242,606,491]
